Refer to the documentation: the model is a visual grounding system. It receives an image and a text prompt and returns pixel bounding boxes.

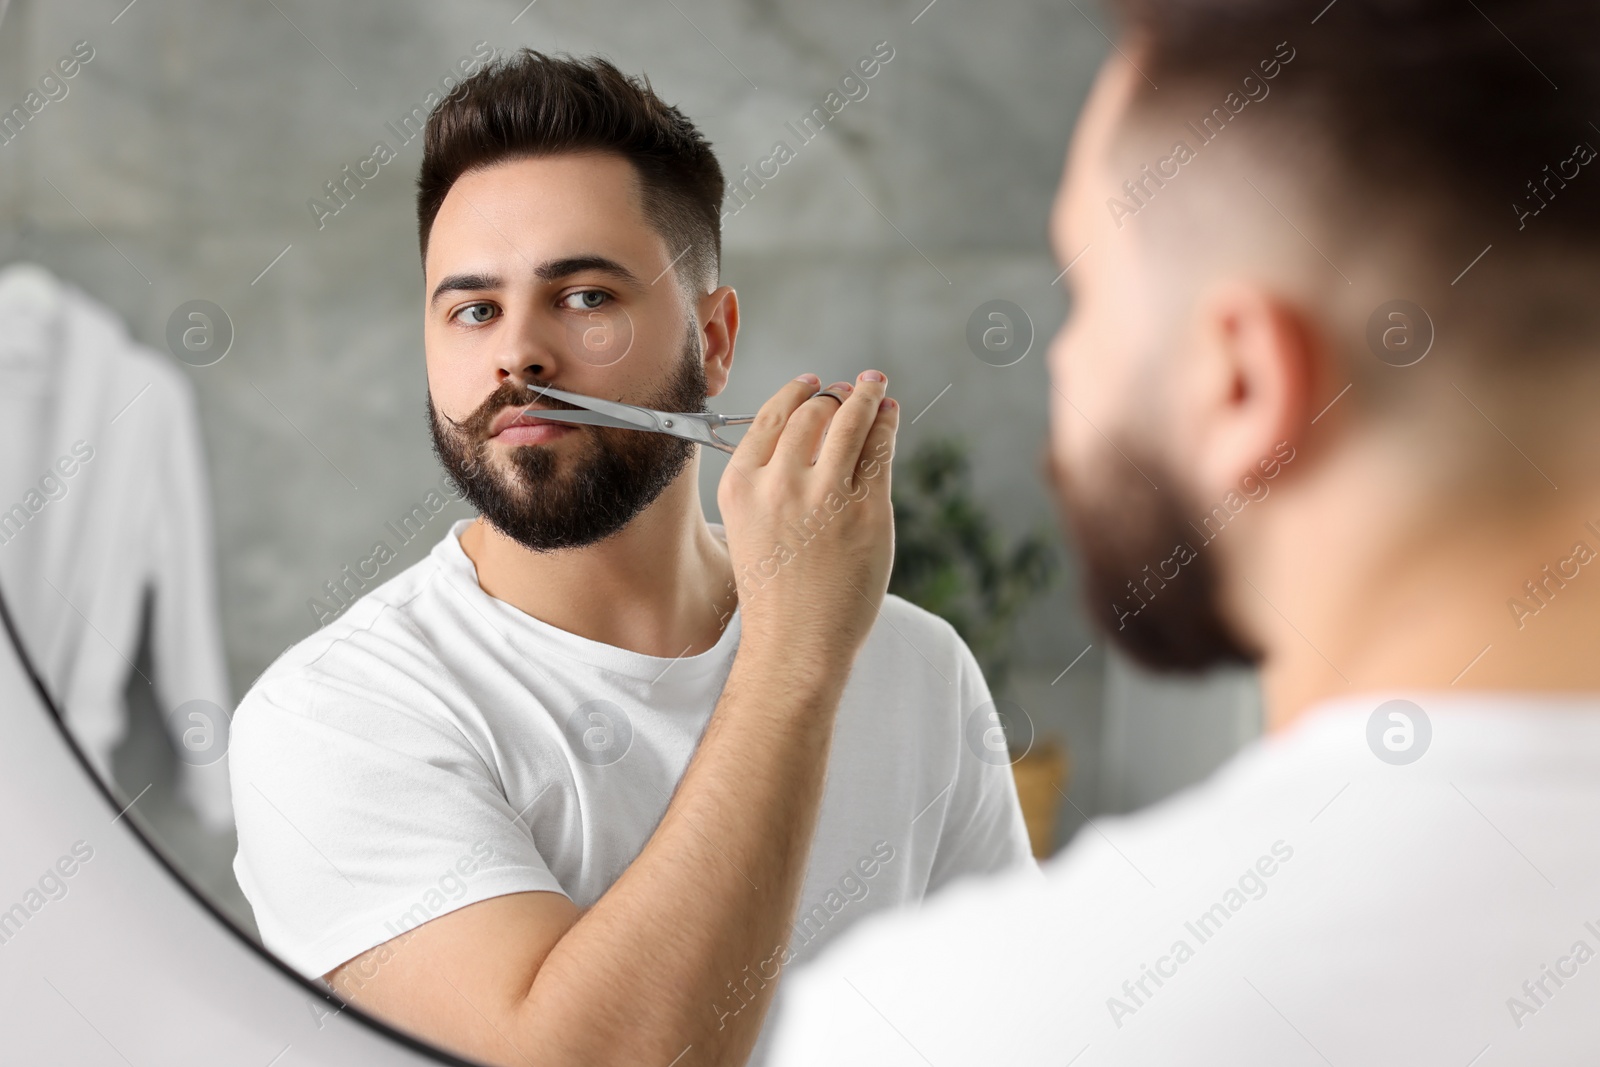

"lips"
[488,403,571,438]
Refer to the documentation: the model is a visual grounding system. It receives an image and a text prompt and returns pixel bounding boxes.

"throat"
[461,514,738,658]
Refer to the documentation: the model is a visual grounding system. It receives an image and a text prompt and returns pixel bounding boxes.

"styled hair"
[1108,0,1600,352]
[416,50,724,294]
[1110,0,1600,240]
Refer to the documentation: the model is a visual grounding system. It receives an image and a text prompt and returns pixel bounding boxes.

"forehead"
[424,152,660,278]
[1052,56,1141,262]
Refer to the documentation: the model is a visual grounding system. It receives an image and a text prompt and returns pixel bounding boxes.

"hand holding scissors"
[516,381,848,454]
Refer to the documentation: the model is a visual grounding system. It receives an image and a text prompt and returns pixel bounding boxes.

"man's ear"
[1179,282,1318,497]
[698,285,739,399]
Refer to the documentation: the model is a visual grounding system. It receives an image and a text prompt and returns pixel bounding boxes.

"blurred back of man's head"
[1045,0,1600,712]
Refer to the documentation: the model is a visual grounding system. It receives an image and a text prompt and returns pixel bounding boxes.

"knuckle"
[786,404,827,433]
[829,406,869,434]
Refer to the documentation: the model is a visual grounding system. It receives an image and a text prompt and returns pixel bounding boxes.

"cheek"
[566,301,636,368]
[424,360,472,420]
[1046,336,1078,460]
[1048,310,1126,465]
[424,323,496,416]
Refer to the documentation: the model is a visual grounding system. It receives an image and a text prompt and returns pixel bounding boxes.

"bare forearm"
[517,644,849,1064]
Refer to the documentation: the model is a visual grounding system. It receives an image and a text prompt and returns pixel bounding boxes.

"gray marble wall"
[1,0,1256,857]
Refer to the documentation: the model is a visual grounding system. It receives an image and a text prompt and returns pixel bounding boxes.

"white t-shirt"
[230,518,1033,988]
[767,691,1600,1066]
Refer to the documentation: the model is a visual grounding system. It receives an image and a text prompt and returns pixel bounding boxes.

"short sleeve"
[926,631,1039,892]
[229,677,567,979]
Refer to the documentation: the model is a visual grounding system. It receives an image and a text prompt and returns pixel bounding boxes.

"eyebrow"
[429,255,647,307]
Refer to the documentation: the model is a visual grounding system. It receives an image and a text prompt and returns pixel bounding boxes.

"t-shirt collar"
[433,517,742,682]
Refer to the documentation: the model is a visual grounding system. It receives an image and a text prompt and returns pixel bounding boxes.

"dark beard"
[428,333,706,553]
[1047,441,1258,673]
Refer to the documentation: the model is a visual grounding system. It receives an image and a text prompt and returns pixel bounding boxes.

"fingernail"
[795,373,821,385]
[860,370,885,382]
[880,398,897,411]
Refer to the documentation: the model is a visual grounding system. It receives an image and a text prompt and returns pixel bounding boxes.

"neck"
[1235,435,1600,732]
[458,459,736,657]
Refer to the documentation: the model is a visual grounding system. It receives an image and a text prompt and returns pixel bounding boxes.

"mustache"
[440,381,586,438]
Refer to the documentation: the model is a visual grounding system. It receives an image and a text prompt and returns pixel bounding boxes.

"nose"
[496,356,549,395]
[490,308,563,391]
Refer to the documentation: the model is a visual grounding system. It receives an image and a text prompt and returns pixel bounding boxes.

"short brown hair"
[416,50,725,294]
[1109,0,1600,249]
[1108,0,1600,357]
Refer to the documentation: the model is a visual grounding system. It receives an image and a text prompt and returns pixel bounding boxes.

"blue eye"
[454,302,497,325]
[561,290,609,311]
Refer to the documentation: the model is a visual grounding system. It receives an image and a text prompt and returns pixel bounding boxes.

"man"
[768,0,1600,1063]
[228,52,1033,1067]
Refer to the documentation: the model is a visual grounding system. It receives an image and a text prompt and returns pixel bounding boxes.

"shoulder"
[233,549,465,747]
[122,338,193,399]
[767,857,1054,1064]
[829,596,987,736]
[254,553,439,678]
[860,593,972,662]
[773,739,1308,983]
[764,748,1297,1065]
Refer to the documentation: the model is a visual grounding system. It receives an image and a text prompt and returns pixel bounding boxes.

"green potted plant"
[888,436,1059,698]
[890,436,1067,856]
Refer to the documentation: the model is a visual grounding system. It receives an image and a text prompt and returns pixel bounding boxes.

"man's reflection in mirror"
[228,51,1035,1067]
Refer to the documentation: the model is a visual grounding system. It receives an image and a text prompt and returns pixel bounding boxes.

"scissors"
[517,382,844,454]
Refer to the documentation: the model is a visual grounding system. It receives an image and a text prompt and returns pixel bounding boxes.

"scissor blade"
[520,408,639,430]
[522,383,659,431]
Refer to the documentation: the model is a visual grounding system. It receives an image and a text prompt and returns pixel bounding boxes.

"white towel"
[0,262,234,829]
